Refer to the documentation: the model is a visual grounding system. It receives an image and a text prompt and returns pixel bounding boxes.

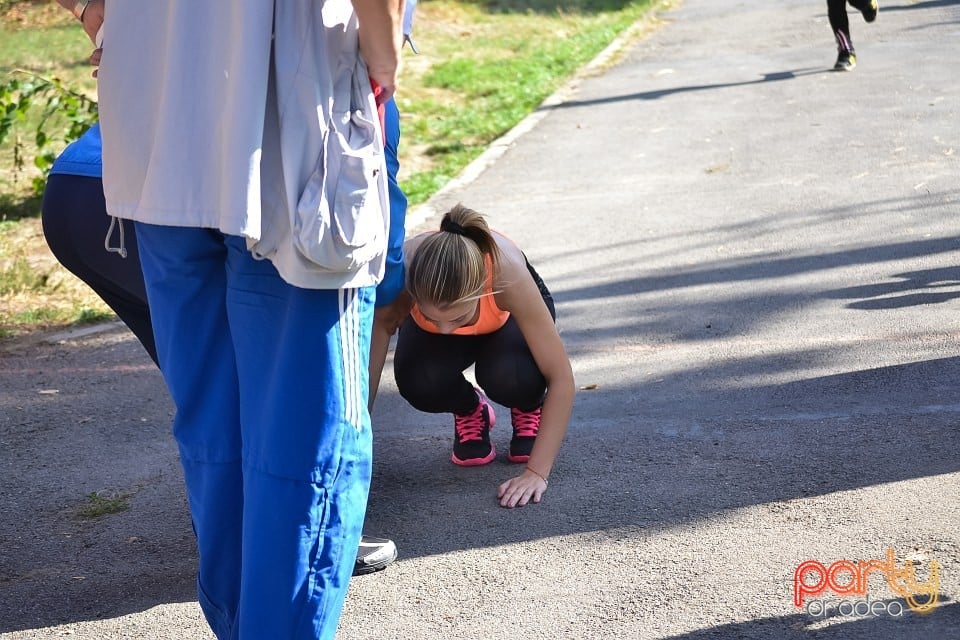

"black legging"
[40,173,158,365]
[827,0,871,52]
[394,261,556,416]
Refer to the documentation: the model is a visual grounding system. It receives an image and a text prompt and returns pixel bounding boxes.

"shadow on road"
[660,599,960,640]
[3,198,960,633]
[542,68,829,110]
[3,0,960,634]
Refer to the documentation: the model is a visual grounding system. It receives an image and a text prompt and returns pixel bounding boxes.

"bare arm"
[351,0,404,104]
[368,290,412,411]
[55,0,103,43]
[369,235,426,410]
[493,241,575,508]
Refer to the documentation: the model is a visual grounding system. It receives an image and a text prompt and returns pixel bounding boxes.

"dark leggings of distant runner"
[828,0,851,51]
[393,260,556,416]
[827,0,873,52]
[40,173,158,365]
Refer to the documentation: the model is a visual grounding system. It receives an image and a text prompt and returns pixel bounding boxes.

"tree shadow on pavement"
[362,196,960,589]
[823,266,960,310]
[368,352,960,550]
[660,599,960,640]
[4,209,960,633]
[541,68,828,110]
[882,0,960,14]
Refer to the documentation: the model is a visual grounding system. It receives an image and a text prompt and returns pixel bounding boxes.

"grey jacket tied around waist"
[249,0,389,290]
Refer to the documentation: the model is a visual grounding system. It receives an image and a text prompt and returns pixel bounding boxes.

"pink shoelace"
[510,407,541,437]
[455,403,489,442]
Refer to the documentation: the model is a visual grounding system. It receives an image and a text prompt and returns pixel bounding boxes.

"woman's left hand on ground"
[497,470,548,508]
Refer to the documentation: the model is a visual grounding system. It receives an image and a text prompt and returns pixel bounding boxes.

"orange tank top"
[410,255,510,335]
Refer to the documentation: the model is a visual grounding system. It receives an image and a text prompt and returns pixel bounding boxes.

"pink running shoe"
[507,406,541,463]
[451,389,496,466]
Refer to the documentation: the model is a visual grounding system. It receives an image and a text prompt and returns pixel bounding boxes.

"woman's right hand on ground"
[497,469,548,508]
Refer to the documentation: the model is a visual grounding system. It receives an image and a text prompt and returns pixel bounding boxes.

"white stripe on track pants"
[135,224,373,640]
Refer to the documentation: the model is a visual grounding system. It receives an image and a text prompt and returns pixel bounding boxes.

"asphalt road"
[2,0,959,638]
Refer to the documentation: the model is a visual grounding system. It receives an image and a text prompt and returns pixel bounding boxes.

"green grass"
[0,5,93,82]
[75,490,131,519]
[0,254,43,294]
[0,214,113,338]
[0,191,42,221]
[11,306,112,325]
[0,0,658,338]
[396,0,652,204]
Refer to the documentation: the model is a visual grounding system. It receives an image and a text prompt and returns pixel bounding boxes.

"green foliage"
[10,306,61,324]
[0,71,98,196]
[75,307,114,324]
[467,0,640,13]
[396,2,648,205]
[0,191,42,220]
[76,491,131,519]
[0,253,43,294]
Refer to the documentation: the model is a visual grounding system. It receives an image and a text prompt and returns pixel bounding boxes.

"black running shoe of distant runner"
[834,50,856,71]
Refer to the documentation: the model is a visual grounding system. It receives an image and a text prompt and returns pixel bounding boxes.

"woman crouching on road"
[373,203,574,508]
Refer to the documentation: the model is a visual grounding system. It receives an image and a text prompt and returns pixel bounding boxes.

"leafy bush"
[0,71,98,195]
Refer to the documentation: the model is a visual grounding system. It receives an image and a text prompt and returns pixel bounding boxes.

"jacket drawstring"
[104,216,128,258]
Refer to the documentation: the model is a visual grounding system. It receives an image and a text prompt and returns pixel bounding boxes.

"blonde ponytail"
[407,204,500,306]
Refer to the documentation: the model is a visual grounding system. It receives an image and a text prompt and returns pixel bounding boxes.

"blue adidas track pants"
[135,225,373,640]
